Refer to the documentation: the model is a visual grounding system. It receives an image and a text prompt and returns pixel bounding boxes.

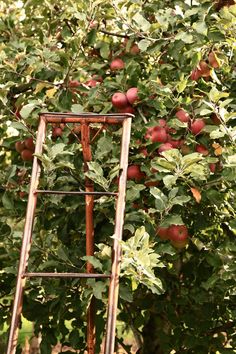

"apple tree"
[0,0,236,353]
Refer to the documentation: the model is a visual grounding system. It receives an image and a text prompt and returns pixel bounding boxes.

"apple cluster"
[156,224,189,249]
[111,87,138,114]
[15,137,35,162]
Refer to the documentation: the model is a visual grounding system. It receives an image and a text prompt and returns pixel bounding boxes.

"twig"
[138,108,148,124]
[99,29,129,38]
[7,70,62,87]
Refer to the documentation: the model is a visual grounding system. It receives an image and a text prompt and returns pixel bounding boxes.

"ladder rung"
[23,272,111,278]
[35,190,118,196]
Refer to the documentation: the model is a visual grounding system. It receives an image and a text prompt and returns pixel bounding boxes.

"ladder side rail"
[6,116,47,354]
[81,123,95,354]
[104,117,132,354]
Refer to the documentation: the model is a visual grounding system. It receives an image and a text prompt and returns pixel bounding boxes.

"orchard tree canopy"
[0,0,236,353]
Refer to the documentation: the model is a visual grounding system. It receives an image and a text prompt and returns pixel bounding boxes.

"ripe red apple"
[24,137,35,151]
[209,163,216,173]
[195,144,209,156]
[175,109,191,123]
[19,191,26,199]
[199,60,210,77]
[181,144,192,155]
[168,224,188,242]
[158,143,173,154]
[130,44,140,55]
[127,165,145,181]
[190,68,202,81]
[110,58,125,71]
[171,239,188,249]
[211,113,221,125]
[112,92,128,108]
[145,126,168,143]
[118,105,135,114]
[52,127,63,138]
[126,87,138,105]
[208,52,220,68]
[156,226,170,240]
[69,80,80,88]
[157,119,167,128]
[139,147,148,157]
[145,180,159,187]
[21,149,33,161]
[85,79,99,87]
[167,137,184,148]
[15,141,25,153]
[190,119,205,135]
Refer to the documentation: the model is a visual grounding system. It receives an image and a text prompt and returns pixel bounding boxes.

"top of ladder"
[39,112,133,124]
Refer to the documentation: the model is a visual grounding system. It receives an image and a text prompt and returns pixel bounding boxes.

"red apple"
[190,119,205,135]
[112,92,128,108]
[167,137,184,148]
[126,87,138,105]
[130,44,140,55]
[15,141,25,153]
[156,226,170,240]
[158,143,173,154]
[139,147,148,157]
[171,239,188,249]
[199,60,210,77]
[52,127,63,138]
[110,58,125,71]
[190,68,202,81]
[127,165,145,181]
[158,119,167,128]
[211,113,221,125]
[24,137,35,151]
[150,127,168,143]
[175,109,191,123]
[195,144,209,156]
[85,79,99,87]
[21,149,33,161]
[168,224,188,242]
[145,180,159,187]
[181,144,192,155]
[118,105,135,114]
[209,163,216,173]
[69,80,80,88]
[208,52,220,68]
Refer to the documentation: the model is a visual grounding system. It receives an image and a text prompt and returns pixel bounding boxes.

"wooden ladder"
[6,112,132,354]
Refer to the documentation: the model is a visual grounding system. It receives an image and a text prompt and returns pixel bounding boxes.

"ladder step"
[23,272,111,278]
[35,190,118,196]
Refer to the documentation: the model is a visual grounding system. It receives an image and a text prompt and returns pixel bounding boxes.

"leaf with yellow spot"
[190,187,201,203]
[46,87,58,98]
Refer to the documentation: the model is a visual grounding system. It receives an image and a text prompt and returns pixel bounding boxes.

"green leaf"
[100,42,110,59]
[133,13,151,32]
[175,32,194,43]
[71,104,84,113]
[81,256,103,271]
[138,39,151,52]
[126,184,145,201]
[163,175,177,189]
[19,103,37,119]
[150,187,168,212]
[192,21,208,36]
[161,214,183,227]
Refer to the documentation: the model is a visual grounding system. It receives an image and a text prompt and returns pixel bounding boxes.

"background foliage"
[0,0,236,353]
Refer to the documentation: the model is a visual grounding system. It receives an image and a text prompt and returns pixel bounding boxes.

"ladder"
[6,112,132,354]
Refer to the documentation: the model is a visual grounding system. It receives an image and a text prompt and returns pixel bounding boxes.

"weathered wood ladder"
[6,112,132,354]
